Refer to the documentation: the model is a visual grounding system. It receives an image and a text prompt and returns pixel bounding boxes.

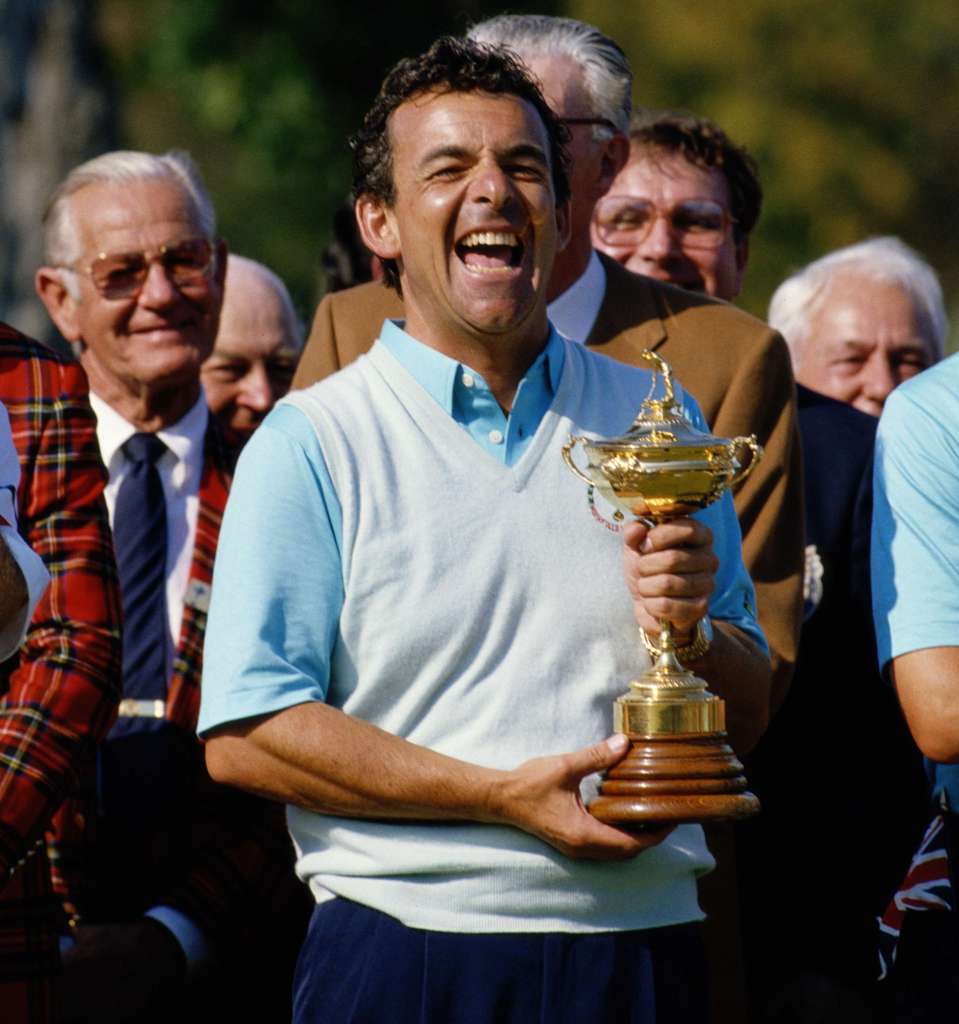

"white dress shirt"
[546,249,608,344]
[0,400,49,659]
[89,392,207,681]
[87,390,209,970]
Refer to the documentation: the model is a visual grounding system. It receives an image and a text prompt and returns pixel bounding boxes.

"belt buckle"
[117,698,165,719]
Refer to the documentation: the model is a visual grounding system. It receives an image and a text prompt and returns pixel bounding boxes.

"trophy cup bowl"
[562,351,763,827]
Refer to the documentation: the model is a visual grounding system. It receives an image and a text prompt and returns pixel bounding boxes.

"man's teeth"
[466,264,511,274]
[460,231,519,248]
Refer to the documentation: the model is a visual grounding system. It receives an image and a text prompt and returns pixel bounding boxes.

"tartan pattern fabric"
[878,812,954,980]
[0,852,58,1021]
[49,421,300,948]
[0,322,122,1020]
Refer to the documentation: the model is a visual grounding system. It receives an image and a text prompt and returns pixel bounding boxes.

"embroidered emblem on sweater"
[587,485,624,533]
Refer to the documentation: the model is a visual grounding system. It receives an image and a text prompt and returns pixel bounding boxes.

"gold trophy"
[562,351,762,826]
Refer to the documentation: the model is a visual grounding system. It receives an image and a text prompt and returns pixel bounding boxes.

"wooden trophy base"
[589,733,760,828]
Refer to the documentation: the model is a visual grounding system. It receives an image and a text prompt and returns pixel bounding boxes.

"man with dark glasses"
[34,150,306,1023]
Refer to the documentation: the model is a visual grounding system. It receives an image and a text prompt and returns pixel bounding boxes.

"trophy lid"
[587,350,731,454]
[562,350,762,521]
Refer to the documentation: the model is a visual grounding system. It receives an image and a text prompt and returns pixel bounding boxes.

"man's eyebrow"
[826,338,872,353]
[419,143,550,167]
[501,143,550,165]
[419,145,472,167]
[207,349,249,362]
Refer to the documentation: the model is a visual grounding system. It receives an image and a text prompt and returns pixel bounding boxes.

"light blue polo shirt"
[873,353,959,807]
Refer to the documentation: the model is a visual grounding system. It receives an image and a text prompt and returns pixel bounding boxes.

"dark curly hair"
[351,36,571,292]
[629,110,762,242]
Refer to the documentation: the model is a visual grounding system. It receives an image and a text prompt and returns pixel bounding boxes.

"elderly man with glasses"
[34,150,307,1024]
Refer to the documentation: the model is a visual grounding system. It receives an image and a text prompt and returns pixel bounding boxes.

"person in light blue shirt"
[873,351,959,1021]
[199,36,771,1024]
[873,353,959,802]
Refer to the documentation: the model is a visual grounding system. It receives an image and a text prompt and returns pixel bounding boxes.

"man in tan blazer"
[292,15,803,716]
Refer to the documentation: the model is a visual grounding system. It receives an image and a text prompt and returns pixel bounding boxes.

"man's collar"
[546,250,607,344]
[90,389,209,475]
[377,318,565,413]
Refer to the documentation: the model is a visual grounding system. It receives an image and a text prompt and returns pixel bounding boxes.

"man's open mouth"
[455,231,525,274]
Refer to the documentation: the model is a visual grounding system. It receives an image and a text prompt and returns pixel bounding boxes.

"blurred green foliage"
[97,0,558,323]
[571,0,959,329]
[99,0,958,337]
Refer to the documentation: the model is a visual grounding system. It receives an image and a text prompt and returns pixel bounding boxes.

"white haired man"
[35,150,306,1023]
[201,255,304,448]
[769,236,946,417]
[293,14,804,718]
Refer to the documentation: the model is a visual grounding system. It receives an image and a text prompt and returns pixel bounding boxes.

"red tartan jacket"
[49,414,302,951]
[0,323,121,880]
[0,322,122,1022]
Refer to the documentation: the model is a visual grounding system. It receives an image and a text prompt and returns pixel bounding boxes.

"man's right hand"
[209,706,672,860]
[488,734,673,860]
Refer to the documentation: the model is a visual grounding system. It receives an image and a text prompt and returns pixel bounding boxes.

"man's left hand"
[622,518,717,641]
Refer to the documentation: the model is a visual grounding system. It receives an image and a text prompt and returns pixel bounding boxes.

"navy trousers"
[293,897,708,1024]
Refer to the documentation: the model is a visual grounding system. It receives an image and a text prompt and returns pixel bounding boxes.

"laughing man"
[199,38,770,1024]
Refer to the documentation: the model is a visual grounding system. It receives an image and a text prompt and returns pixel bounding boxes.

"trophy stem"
[645,618,692,681]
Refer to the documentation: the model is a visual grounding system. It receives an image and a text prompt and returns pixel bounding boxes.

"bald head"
[201,255,303,445]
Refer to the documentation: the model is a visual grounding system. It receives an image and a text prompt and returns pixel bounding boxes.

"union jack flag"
[878,812,954,980]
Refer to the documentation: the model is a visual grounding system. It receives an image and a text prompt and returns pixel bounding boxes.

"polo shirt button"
[488,429,504,445]
[462,373,475,388]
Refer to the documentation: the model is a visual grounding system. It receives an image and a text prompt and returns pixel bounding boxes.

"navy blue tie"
[114,432,169,704]
[101,432,186,826]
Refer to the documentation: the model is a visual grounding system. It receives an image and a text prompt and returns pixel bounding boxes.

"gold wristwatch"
[641,618,713,662]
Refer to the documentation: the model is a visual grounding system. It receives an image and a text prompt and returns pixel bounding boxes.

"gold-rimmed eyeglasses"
[593,196,736,251]
[58,237,216,300]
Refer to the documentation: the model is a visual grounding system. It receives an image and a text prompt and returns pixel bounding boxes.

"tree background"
[1,0,116,342]
[2,0,956,345]
[572,0,959,325]
[92,0,561,327]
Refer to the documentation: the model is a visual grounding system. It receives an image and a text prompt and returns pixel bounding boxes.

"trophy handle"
[562,436,594,486]
[728,435,763,488]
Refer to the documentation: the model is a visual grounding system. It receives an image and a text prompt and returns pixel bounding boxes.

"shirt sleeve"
[199,403,344,734]
[682,391,768,656]
[0,402,49,659]
[145,905,211,974]
[872,377,959,670]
